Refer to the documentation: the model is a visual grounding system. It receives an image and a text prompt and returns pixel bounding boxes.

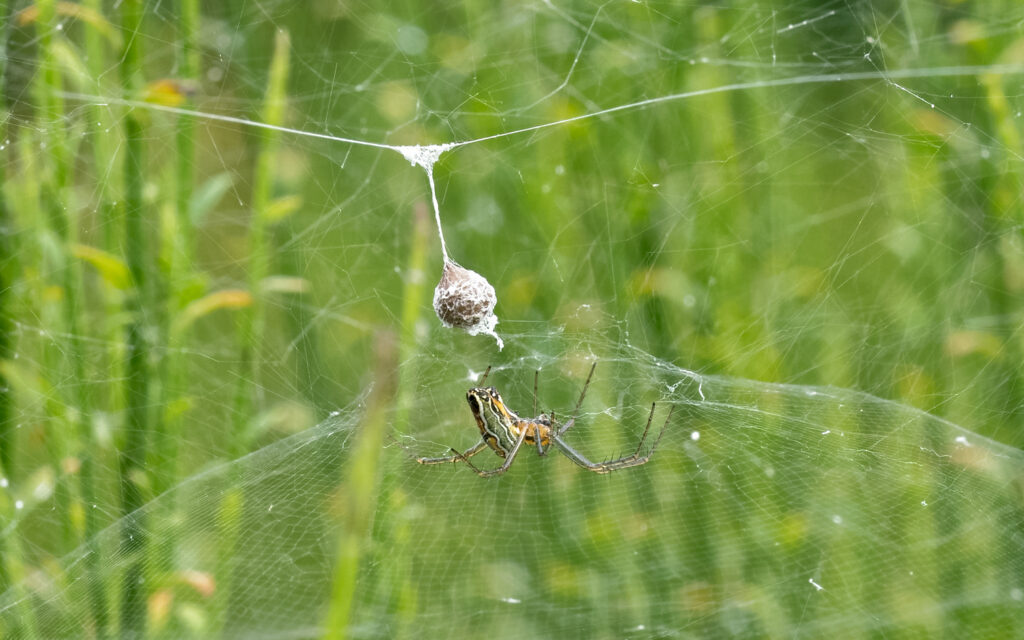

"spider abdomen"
[513,420,551,448]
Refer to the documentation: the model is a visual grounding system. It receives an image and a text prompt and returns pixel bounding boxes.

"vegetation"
[1,1,1022,637]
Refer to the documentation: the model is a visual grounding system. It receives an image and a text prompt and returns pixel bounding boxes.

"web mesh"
[1,0,1024,638]
[8,332,1024,637]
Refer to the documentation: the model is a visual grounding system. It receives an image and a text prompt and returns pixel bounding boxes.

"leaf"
[16,2,122,48]
[944,330,1002,358]
[51,40,91,89]
[173,289,252,335]
[142,78,197,108]
[264,194,303,222]
[189,173,235,226]
[71,244,131,290]
[262,276,311,294]
[0,359,45,398]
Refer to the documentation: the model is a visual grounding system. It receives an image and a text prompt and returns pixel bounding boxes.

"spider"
[416,363,673,477]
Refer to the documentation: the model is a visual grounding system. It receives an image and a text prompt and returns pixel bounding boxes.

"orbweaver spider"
[416,363,673,477]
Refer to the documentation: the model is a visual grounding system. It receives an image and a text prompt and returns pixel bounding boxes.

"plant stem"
[34,0,112,630]
[0,2,18,626]
[152,0,200,497]
[322,332,397,639]
[78,1,116,635]
[172,0,200,280]
[217,29,290,633]
[371,204,431,640]
[119,1,150,636]
[0,0,16,486]
[34,0,78,558]
[233,27,290,450]
[393,202,430,437]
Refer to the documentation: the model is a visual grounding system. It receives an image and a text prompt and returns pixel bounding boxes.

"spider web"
[2,0,1024,638]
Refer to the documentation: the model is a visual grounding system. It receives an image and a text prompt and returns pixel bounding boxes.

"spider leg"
[532,370,539,417]
[556,414,576,437]
[416,440,487,465]
[463,424,529,478]
[550,403,674,474]
[534,423,549,457]
[478,365,492,386]
[557,362,596,437]
[452,448,489,476]
[549,434,608,472]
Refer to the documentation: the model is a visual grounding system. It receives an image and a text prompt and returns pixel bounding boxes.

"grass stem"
[232,27,290,451]
[0,0,15,489]
[322,332,397,639]
[118,0,151,636]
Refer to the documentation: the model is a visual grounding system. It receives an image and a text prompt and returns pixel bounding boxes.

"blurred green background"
[1,0,1023,637]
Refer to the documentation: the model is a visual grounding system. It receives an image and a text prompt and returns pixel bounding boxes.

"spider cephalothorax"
[417,364,672,477]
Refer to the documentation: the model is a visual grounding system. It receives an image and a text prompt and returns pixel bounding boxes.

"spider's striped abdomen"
[467,387,517,458]
[466,387,551,458]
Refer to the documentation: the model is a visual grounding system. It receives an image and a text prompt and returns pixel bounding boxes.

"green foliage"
[1,1,1023,638]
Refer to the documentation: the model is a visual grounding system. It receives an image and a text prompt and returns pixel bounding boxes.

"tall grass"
[1,1,1023,638]
[0,0,16,485]
[0,2,16,624]
[118,0,151,635]
[323,333,397,639]
[212,30,294,634]
[234,27,290,448]
[34,0,77,557]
